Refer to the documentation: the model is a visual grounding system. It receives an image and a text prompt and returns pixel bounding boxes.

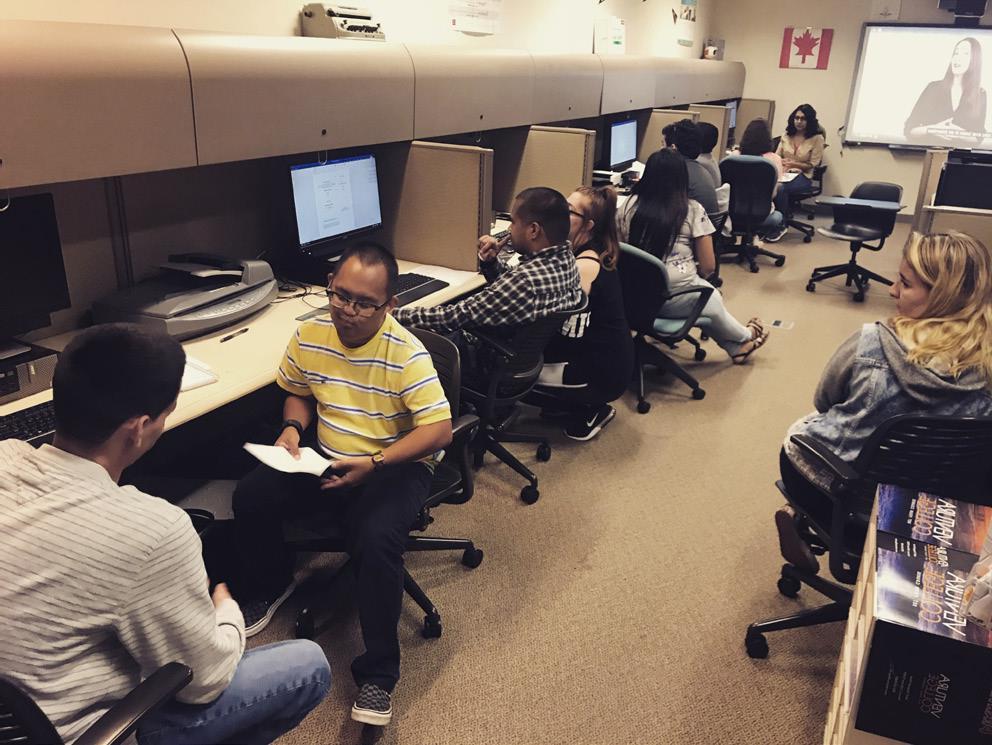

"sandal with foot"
[731,324,769,365]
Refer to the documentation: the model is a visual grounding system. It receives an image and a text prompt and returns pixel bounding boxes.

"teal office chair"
[617,242,712,408]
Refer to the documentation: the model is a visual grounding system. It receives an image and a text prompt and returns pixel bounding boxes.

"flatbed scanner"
[93,254,279,340]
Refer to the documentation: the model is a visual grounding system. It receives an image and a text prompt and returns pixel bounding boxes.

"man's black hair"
[697,121,719,153]
[513,187,570,246]
[53,323,185,445]
[337,241,399,297]
[662,118,703,160]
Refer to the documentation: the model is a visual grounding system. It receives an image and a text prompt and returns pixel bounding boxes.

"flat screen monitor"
[609,120,638,169]
[290,154,383,257]
[0,193,70,338]
[726,99,738,130]
[935,149,992,208]
[846,24,992,148]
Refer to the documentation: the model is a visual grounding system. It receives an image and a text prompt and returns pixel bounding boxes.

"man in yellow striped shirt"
[232,242,452,727]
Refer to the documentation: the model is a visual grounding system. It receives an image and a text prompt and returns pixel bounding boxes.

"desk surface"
[0,260,485,430]
[816,196,905,212]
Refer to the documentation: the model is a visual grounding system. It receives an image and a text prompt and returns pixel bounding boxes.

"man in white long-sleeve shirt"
[0,323,330,745]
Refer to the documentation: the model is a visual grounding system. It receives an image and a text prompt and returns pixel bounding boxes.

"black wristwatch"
[281,419,305,438]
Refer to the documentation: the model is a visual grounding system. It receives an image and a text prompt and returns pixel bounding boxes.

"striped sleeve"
[114,514,244,704]
[276,328,312,396]
[401,350,451,427]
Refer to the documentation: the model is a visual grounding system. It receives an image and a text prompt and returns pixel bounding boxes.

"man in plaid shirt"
[392,187,582,334]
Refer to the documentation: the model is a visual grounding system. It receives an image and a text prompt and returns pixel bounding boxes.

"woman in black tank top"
[534,186,634,441]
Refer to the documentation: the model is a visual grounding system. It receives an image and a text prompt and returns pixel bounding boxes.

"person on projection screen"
[904,37,988,144]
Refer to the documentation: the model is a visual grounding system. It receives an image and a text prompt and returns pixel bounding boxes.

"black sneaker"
[763,225,789,243]
[352,683,392,726]
[563,404,616,442]
[242,581,297,638]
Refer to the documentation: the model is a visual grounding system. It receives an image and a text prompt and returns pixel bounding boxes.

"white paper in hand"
[243,443,334,477]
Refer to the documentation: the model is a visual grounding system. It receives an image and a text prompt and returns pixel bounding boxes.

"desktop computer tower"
[0,344,58,406]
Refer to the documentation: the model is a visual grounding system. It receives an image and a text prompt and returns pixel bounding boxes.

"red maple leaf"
[792,29,820,63]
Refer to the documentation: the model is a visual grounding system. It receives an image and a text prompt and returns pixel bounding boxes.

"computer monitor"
[608,120,638,171]
[0,194,70,353]
[726,99,738,130]
[935,150,992,210]
[289,153,383,258]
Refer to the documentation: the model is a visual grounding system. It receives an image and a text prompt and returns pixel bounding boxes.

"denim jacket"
[784,322,992,490]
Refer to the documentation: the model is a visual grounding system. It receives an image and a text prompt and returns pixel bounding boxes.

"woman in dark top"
[905,37,987,143]
[536,185,634,441]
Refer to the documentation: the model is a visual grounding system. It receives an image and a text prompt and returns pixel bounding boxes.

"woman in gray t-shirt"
[618,149,769,363]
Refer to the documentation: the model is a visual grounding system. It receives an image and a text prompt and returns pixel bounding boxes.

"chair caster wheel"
[295,609,315,640]
[745,631,769,659]
[774,257,785,267]
[777,575,801,598]
[461,547,484,568]
[694,348,706,362]
[853,292,865,303]
[691,388,706,400]
[520,484,540,504]
[422,613,442,639]
[472,451,484,469]
[636,400,651,414]
[536,442,551,462]
[806,281,816,292]
[749,264,759,273]
[806,213,815,220]
[803,235,812,244]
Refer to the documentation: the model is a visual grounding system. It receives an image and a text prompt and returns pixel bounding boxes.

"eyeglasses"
[325,289,389,318]
[569,209,587,221]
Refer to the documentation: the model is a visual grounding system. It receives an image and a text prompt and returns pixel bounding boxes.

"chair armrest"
[468,328,516,359]
[75,662,192,745]
[789,434,859,488]
[451,413,480,444]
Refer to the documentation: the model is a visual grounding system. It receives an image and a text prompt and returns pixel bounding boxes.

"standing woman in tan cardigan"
[771,103,825,236]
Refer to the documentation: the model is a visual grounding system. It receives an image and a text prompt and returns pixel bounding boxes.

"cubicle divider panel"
[498,127,596,211]
[692,104,732,159]
[0,21,197,189]
[531,54,605,124]
[176,31,415,166]
[387,142,492,272]
[409,47,535,139]
[738,99,776,134]
[637,109,700,164]
[600,56,656,115]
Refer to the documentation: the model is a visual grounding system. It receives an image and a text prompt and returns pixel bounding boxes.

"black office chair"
[618,242,711,409]
[0,663,192,745]
[461,297,586,505]
[719,156,785,273]
[806,181,902,302]
[706,211,728,288]
[745,414,992,659]
[290,328,483,641]
[785,164,828,243]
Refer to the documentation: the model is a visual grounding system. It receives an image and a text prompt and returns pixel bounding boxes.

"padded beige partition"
[637,109,699,164]
[912,148,950,231]
[531,54,605,124]
[409,47,534,139]
[0,20,196,189]
[738,98,776,133]
[600,56,656,115]
[388,142,492,271]
[501,127,596,210]
[693,104,732,158]
[176,31,415,165]
[653,59,745,109]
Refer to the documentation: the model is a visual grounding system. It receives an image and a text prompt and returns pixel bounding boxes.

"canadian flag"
[780,27,833,70]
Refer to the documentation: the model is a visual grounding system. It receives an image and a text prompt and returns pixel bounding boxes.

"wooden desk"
[0,260,485,431]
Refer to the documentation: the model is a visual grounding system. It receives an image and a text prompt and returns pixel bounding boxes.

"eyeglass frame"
[325,288,391,317]
[569,209,588,221]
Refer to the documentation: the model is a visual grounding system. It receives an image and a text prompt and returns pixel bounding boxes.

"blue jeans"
[136,640,331,745]
[774,173,813,214]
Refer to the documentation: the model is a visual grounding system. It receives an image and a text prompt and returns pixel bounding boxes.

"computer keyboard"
[0,400,56,444]
[395,273,450,307]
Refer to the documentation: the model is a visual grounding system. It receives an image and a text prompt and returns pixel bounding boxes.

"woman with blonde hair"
[776,230,992,570]
[534,185,634,441]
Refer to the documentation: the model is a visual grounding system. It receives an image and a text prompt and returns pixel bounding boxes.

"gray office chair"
[719,156,785,273]
[806,182,902,302]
